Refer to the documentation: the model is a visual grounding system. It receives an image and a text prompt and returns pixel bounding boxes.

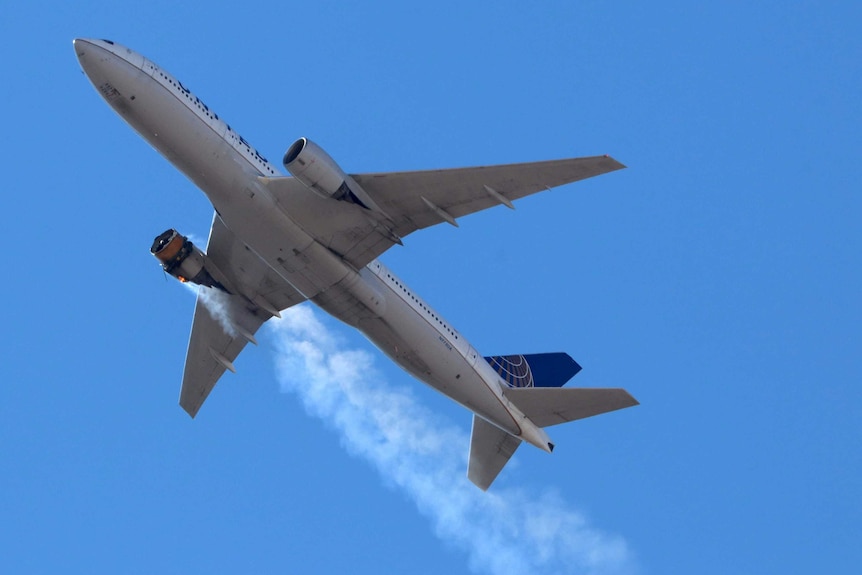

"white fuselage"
[74,39,552,452]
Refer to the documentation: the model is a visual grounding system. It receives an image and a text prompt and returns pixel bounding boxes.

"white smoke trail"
[197,286,238,337]
[181,283,238,337]
[268,305,637,575]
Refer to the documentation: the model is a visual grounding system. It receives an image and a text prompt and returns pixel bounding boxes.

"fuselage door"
[467,346,479,367]
[142,58,157,78]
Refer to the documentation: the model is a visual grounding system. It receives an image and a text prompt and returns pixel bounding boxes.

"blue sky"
[2,1,860,573]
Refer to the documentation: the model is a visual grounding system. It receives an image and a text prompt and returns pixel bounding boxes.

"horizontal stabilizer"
[484,352,582,388]
[468,415,522,490]
[504,387,638,428]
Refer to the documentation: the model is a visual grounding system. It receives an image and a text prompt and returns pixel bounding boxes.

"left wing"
[261,155,625,270]
[179,215,306,417]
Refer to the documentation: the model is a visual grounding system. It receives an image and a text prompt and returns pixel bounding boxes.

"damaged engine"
[151,229,229,292]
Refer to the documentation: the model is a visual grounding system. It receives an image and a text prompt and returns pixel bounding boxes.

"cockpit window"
[102,39,114,45]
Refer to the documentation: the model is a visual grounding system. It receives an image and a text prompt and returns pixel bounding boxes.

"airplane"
[74,38,638,490]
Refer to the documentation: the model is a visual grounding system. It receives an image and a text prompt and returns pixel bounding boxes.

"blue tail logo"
[484,352,582,388]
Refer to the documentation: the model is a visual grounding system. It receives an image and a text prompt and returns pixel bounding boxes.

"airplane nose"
[73,38,120,76]
[73,38,142,70]
[73,38,98,62]
[73,38,120,88]
[73,38,114,57]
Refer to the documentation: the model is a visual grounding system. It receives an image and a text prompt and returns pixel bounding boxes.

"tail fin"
[484,352,581,388]
[468,415,522,491]
[504,387,639,428]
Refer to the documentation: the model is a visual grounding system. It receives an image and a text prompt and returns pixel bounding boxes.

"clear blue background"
[1,1,860,573]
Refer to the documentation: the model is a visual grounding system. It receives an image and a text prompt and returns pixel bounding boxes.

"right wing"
[179,215,306,418]
[261,155,624,270]
[352,155,626,240]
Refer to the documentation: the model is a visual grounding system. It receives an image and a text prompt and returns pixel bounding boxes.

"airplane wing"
[352,155,626,239]
[261,155,624,270]
[179,215,306,417]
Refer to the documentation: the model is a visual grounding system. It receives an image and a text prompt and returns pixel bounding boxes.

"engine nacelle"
[151,229,229,292]
[283,137,353,201]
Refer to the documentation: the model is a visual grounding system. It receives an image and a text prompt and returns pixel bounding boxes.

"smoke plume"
[183,283,237,337]
[267,305,636,575]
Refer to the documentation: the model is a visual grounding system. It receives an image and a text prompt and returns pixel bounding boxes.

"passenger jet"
[74,38,637,490]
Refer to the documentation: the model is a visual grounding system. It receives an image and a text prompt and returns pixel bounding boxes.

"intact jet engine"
[151,229,230,292]
[282,137,401,243]
[283,136,383,207]
[283,137,353,200]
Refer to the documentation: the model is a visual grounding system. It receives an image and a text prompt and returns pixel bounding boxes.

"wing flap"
[504,387,639,428]
[467,415,522,491]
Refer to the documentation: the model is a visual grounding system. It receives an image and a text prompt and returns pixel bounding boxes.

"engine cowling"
[151,229,229,292]
[283,137,353,201]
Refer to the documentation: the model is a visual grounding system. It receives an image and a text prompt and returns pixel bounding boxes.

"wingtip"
[181,402,199,419]
[467,472,491,492]
[600,154,627,169]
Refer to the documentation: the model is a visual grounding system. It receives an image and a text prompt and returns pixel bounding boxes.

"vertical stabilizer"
[484,352,582,388]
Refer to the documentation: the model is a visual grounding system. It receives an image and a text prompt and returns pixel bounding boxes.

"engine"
[150,229,229,292]
[283,137,358,202]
